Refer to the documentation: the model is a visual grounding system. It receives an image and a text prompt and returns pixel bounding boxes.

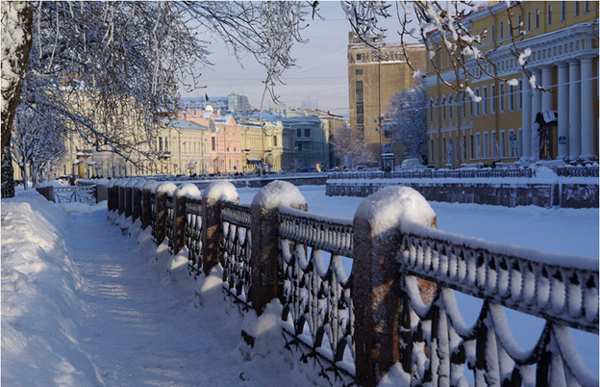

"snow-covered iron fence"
[53,185,97,204]
[107,179,599,387]
[329,165,598,180]
[220,201,252,308]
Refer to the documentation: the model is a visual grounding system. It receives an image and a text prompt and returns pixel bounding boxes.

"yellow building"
[238,119,285,173]
[426,1,599,168]
[347,33,427,166]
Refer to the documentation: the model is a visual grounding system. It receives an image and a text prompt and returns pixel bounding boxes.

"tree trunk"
[1,2,33,198]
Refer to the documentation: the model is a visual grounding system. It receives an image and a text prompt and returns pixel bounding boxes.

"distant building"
[228,93,252,113]
[426,1,599,168]
[238,119,285,173]
[180,96,228,112]
[282,114,330,171]
[347,32,426,166]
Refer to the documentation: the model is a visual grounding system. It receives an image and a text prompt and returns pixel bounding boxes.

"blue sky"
[180,2,363,115]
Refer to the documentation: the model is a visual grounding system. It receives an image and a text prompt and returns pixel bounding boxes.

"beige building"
[426,1,599,169]
[238,119,285,173]
[347,33,427,166]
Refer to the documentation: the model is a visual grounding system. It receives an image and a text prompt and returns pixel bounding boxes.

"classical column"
[521,73,532,161]
[530,68,542,160]
[541,65,554,111]
[568,59,581,159]
[580,56,595,160]
[557,62,569,159]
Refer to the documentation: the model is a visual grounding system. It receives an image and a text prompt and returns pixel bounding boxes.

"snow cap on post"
[174,183,201,200]
[251,180,307,212]
[355,185,437,235]
[203,181,239,203]
[156,181,177,196]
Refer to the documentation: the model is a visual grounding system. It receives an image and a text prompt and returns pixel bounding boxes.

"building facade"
[227,93,252,113]
[426,1,599,169]
[281,114,331,171]
[238,119,285,173]
[347,33,427,166]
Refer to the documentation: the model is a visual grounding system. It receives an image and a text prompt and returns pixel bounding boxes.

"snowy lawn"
[2,185,598,386]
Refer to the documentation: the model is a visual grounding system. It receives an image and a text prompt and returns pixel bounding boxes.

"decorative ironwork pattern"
[166,193,174,251]
[54,186,97,204]
[278,209,356,384]
[278,207,354,258]
[220,202,252,306]
[396,222,599,385]
[186,198,203,274]
[149,192,157,243]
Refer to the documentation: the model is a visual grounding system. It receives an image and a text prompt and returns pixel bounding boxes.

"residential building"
[282,114,330,171]
[347,32,427,166]
[157,117,212,176]
[238,118,285,173]
[426,1,599,168]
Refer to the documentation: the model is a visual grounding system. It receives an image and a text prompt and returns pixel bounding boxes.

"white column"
[557,62,569,159]
[531,68,542,160]
[521,73,532,161]
[568,59,581,159]
[541,65,554,111]
[580,57,595,160]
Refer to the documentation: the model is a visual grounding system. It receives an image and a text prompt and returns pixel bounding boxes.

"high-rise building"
[347,33,426,166]
[227,93,252,113]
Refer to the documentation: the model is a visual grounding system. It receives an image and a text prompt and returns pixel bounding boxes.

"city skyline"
[179,2,405,116]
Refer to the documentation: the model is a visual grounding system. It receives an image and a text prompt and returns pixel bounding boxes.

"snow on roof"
[160,118,208,131]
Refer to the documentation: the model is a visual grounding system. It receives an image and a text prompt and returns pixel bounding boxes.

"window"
[518,79,523,110]
[159,137,163,152]
[274,136,278,146]
[429,99,434,127]
[500,130,506,158]
[441,96,446,124]
[491,85,496,114]
[304,128,311,137]
[462,136,467,161]
[297,143,302,151]
[470,135,474,159]
[484,132,489,158]
[491,24,495,42]
[515,15,520,36]
[547,5,552,25]
[585,1,590,13]
[491,131,496,159]
[165,138,169,151]
[462,93,467,119]
[500,21,504,39]
[500,83,505,112]
[575,1,580,17]
[448,95,453,122]
[535,9,540,29]
[561,1,566,21]
[356,54,362,61]
[355,69,363,76]
[296,128,302,137]
[509,130,516,157]
[356,80,364,127]
[475,133,481,159]
[509,83,515,111]
[211,137,216,151]
[527,12,531,32]
[475,88,481,116]
[430,139,435,163]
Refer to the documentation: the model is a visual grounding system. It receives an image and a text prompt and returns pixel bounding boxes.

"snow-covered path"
[58,208,311,386]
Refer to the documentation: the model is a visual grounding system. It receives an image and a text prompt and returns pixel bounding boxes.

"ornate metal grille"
[150,192,157,243]
[54,186,96,204]
[278,207,356,384]
[166,193,174,251]
[220,201,252,307]
[397,222,599,386]
[186,198,203,275]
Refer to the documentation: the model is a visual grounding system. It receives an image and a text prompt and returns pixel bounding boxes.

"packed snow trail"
[66,207,312,386]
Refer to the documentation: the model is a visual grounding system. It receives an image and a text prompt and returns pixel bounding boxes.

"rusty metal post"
[249,180,307,314]
[353,186,437,386]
